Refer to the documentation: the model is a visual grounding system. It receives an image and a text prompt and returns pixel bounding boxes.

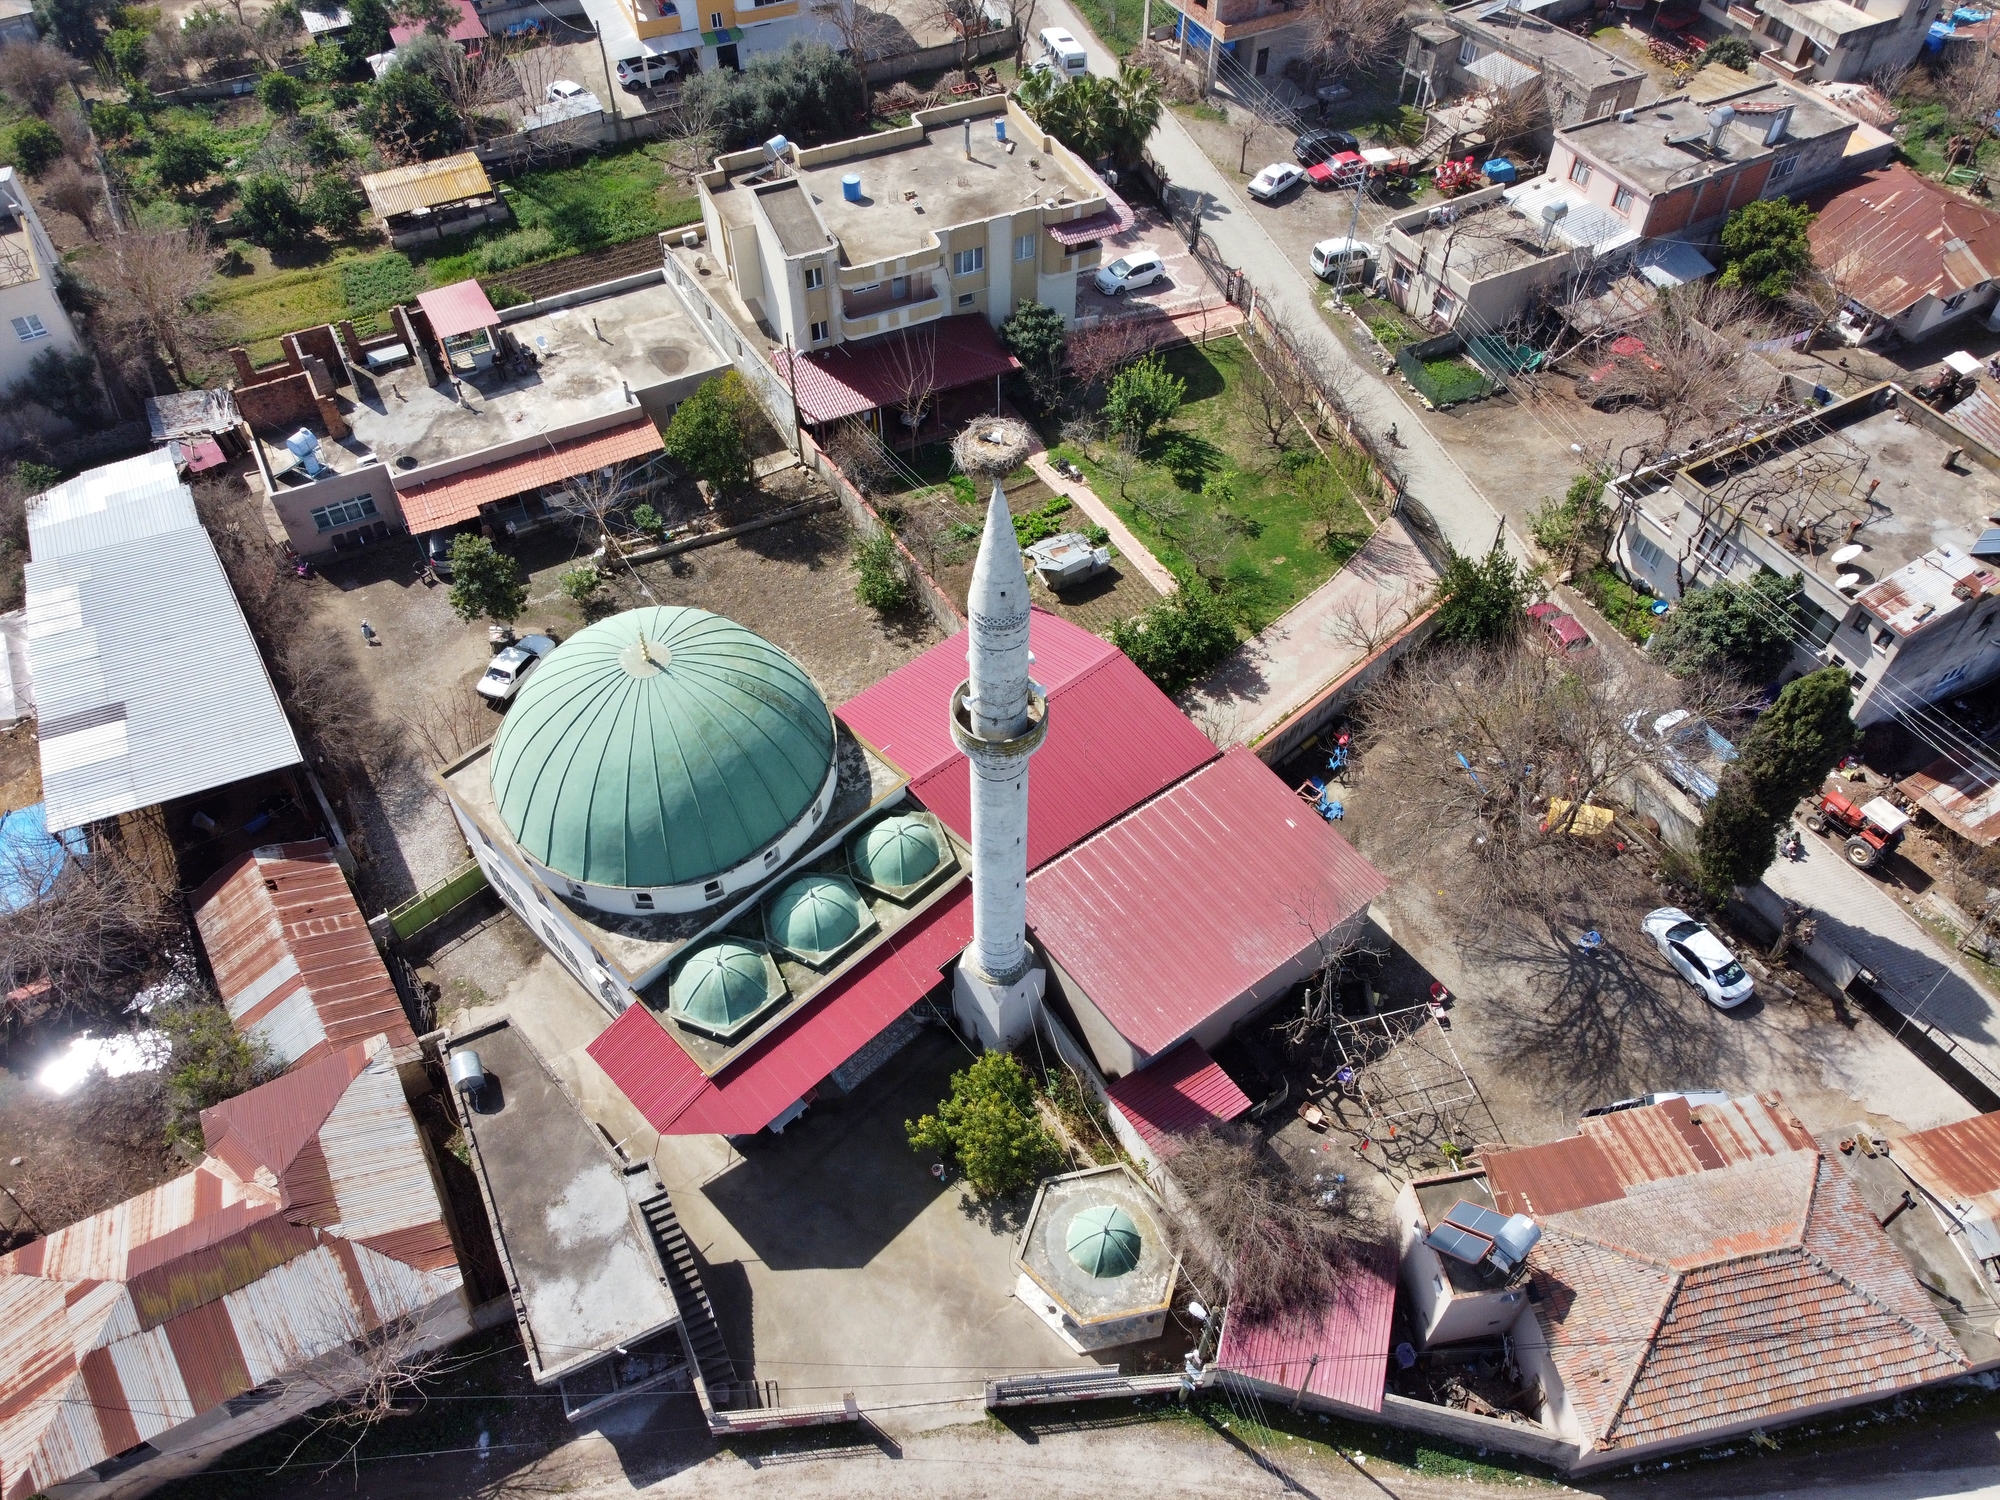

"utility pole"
[783,332,803,458]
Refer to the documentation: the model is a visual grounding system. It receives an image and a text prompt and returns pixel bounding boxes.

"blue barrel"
[842,174,862,202]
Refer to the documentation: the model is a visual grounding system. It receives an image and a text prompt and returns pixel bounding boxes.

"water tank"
[763,133,790,159]
[1489,1213,1542,1272]
[448,1049,486,1099]
[996,119,1008,142]
[842,173,862,202]
[284,428,320,461]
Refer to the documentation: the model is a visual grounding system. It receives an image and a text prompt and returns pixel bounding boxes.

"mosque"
[440,479,1386,1145]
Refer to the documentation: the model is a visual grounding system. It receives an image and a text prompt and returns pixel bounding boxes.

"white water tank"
[448,1049,486,1099]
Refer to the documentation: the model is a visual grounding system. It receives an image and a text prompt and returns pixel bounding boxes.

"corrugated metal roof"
[389,0,485,43]
[1887,1110,2000,1232]
[192,839,415,1070]
[1103,1039,1251,1149]
[770,314,1019,425]
[1213,1245,1396,1413]
[1026,748,1387,1059]
[415,277,500,340]
[0,1044,461,1499]
[589,884,973,1136]
[1808,162,2000,319]
[397,413,663,533]
[145,388,240,443]
[361,152,493,219]
[1899,750,2000,844]
[23,463,300,834]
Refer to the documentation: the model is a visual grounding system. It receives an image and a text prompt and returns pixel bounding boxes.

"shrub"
[90,100,140,141]
[853,529,911,613]
[1703,34,1754,70]
[1432,543,1532,645]
[679,41,866,151]
[1576,565,1655,643]
[558,564,602,602]
[1110,585,1239,694]
[905,1052,1060,1198]
[14,460,60,492]
[12,347,102,425]
[307,173,364,236]
[1528,472,1612,575]
[1718,198,1816,300]
[446,534,527,623]
[151,128,221,190]
[630,503,663,534]
[257,68,304,114]
[235,173,316,248]
[10,118,61,176]
[1105,352,1185,444]
[1084,523,1109,546]
[160,997,280,1150]
[1649,572,1800,681]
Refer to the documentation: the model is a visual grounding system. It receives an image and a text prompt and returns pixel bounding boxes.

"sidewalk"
[1024,451,1178,596]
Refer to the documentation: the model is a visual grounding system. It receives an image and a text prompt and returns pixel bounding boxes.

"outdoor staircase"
[638,1192,739,1397]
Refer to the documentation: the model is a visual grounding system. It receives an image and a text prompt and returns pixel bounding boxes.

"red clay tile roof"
[769,314,1019,425]
[1104,1039,1252,1149]
[1808,163,2000,320]
[397,414,663,533]
[1046,173,1137,248]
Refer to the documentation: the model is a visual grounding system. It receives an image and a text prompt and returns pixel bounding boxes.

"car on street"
[1581,1089,1731,1118]
[546,79,586,101]
[1293,127,1360,164]
[1525,600,1591,654]
[1624,707,1737,802]
[1643,907,1755,1008]
[1247,162,1305,202]
[1093,250,1165,296]
[477,635,557,703]
[1308,237,1377,282]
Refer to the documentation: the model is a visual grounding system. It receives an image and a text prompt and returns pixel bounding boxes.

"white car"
[546,79,586,102]
[1309,237,1377,281]
[1643,907,1755,1008]
[1246,162,1305,202]
[477,635,556,703]
[1094,250,1164,296]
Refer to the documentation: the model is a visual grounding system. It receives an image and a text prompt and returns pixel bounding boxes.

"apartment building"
[0,166,82,394]
[1700,0,1935,84]
[1421,1,1645,129]
[579,0,834,87]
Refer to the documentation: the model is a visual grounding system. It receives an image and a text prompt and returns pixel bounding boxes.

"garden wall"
[1250,604,1440,766]
[861,25,1020,82]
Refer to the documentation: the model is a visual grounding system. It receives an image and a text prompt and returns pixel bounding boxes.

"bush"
[235,172,316,247]
[853,529,912,613]
[1432,543,1532,645]
[446,534,527,623]
[151,128,221,190]
[307,173,364,236]
[1718,198,1816,300]
[906,1051,1060,1198]
[1576,565,1655,643]
[160,997,280,1150]
[90,100,140,141]
[1110,585,1239,694]
[630,502,663,534]
[680,41,866,151]
[1649,572,1799,681]
[1703,33,1754,69]
[257,68,303,114]
[10,118,61,176]
[558,564,602,603]
[1528,472,1611,575]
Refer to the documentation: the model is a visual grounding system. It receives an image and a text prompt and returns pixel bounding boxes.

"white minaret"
[949,480,1048,1051]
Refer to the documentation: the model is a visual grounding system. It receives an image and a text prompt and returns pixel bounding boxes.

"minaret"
[948,479,1049,1051]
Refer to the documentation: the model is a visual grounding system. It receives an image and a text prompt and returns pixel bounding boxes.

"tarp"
[0,803,82,911]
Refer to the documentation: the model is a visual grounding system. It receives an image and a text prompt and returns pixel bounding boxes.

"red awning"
[1104,1040,1251,1150]
[770,314,1019,426]
[587,886,973,1137]
[1045,173,1137,247]
[417,279,500,340]
[398,414,663,533]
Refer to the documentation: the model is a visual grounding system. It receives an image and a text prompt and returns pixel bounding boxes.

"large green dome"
[490,607,836,890]
[766,873,867,959]
[670,938,782,1036]
[1066,1205,1141,1279]
[850,814,940,889]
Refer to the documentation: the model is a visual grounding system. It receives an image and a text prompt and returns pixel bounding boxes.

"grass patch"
[202,262,352,356]
[1058,335,1373,632]
[1178,101,1228,124]
[1416,355,1491,406]
[1576,564,1657,643]
[1063,0,1147,55]
[503,147,702,254]
[1894,95,2000,180]
[338,251,424,317]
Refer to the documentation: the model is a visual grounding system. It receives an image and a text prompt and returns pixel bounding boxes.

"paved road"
[1041,3,1515,560]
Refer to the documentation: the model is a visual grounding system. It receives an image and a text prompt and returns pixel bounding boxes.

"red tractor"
[1806,791,1910,869]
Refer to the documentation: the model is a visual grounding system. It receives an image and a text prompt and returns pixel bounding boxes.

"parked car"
[424,528,467,579]
[1575,334,1661,408]
[1293,127,1359,164]
[1581,1089,1731,1118]
[1525,600,1591,654]
[477,635,557,703]
[1624,707,1737,802]
[546,79,586,102]
[615,53,678,88]
[1308,237,1377,282]
[1094,250,1165,296]
[1642,907,1755,1008]
[1247,162,1305,201]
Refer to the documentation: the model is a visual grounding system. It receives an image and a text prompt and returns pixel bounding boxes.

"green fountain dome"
[851,813,941,888]
[1066,1204,1142,1279]
[670,938,783,1036]
[766,873,866,959]
[490,607,836,890]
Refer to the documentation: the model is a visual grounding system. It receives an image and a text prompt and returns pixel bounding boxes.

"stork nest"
[951,417,1033,479]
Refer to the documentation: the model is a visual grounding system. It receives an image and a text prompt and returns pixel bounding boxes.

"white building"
[0,166,83,393]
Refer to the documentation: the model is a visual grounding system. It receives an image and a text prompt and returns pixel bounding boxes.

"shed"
[360,153,505,246]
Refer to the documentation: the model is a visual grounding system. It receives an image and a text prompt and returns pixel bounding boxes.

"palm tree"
[1104,62,1161,167]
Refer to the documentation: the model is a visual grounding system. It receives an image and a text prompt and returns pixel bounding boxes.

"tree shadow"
[1154,431,1225,491]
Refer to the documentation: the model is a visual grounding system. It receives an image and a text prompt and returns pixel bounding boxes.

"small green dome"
[767,873,863,957]
[1066,1205,1142,1279]
[670,939,781,1035]
[490,607,835,891]
[852,814,940,888]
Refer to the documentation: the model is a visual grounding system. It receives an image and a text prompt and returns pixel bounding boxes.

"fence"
[864,24,1019,83]
[385,858,490,942]
[1395,332,1496,409]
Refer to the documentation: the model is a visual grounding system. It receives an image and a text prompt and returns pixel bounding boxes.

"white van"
[1037,26,1087,78]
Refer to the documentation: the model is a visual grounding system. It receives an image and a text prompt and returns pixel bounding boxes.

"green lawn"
[1895,96,2000,181]
[1053,336,1374,632]
[1067,0,1151,57]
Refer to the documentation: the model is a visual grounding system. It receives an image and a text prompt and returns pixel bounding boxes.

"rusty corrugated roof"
[1887,1110,2000,1228]
[0,1043,462,1500]
[1808,163,2000,320]
[192,839,414,1070]
[360,151,493,219]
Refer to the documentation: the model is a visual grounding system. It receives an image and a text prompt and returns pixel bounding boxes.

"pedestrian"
[360,619,377,646]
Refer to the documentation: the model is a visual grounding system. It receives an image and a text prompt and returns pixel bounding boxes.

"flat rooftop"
[448,1018,680,1385]
[1393,195,1565,279]
[756,179,832,257]
[1676,385,2000,589]
[1449,4,1641,91]
[1563,86,1852,194]
[257,280,722,475]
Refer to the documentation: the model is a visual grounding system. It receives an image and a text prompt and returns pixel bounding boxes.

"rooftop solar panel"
[1425,1222,1495,1265]
[1443,1200,1512,1239]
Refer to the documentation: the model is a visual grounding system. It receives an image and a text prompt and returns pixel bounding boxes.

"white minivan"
[1038,26,1087,78]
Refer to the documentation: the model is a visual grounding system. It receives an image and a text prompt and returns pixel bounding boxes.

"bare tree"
[1065,316,1149,396]
[1239,344,1304,452]
[88,226,221,387]
[1478,80,1551,158]
[1584,282,1763,459]
[39,158,101,238]
[1010,0,1041,64]
[655,86,725,183]
[886,325,940,441]
[1942,39,2000,138]
[422,31,521,127]
[1324,589,1417,655]
[810,0,899,111]
[0,825,183,1018]
[0,43,79,117]
[552,457,649,543]
[1301,0,1406,81]
[248,5,304,67]
[400,687,495,767]
[1232,101,1264,174]
[1097,442,1141,500]
[825,417,895,494]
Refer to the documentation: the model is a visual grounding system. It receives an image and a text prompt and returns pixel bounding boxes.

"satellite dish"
[1837,572,1862,592]
[1830,543,1864,565]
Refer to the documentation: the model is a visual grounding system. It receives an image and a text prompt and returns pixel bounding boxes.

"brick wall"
[235,370,318,432]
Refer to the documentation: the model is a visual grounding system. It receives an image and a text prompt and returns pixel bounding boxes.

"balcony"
[840,287,943,337]
[1726,3,1760,24]
[842,276,937,319]
[1759,47,1814,79]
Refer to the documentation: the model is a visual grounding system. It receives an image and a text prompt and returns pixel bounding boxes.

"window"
[1590,97,1613,119]
[957,292,975,306]
[1392,261,1411,288]
[709,9,721,23]
[1630,530,1666,571]
[809,319,828,342]
[1459,36,1478,63]
[634,892,654,910]
[309,496,379,532]
[1254,46,1269,75]
[1014,232,1035,261]
[1569,158,1592,188]
[570,883,587,899]
[703,879,724,900]
[1613,184,1635,212]
[804,265,823,289]
[10,314,46,342]
[1771,154,1798,180]
[1693,525,1738,573]
[952,246,984,275]
[765,847,782,866]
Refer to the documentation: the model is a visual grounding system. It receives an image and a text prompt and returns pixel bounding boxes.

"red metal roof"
[1045,173,1137,247]
[391,0,484,42]
[1886,1110,2000,1226]
[1103,1039,1251,1149]
[1213,1245,1397,1413]
[191,839,414,1071]
[838,608,1219,868]
[416,278,501,340]
[397,414,663,533]
[587,885,973,1136]
[769,314,1019,425]
[1027,748,1387,1059]
[1808,163,2000,320]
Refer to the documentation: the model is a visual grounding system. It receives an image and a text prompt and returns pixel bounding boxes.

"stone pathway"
[1023,451,1178,596]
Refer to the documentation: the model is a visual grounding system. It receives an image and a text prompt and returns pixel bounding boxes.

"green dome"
[670,938,781,1035]
[851,814,940,888]
[766,873,865,958]
[490,607,835,890]
[1066,1205,1142,1279]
